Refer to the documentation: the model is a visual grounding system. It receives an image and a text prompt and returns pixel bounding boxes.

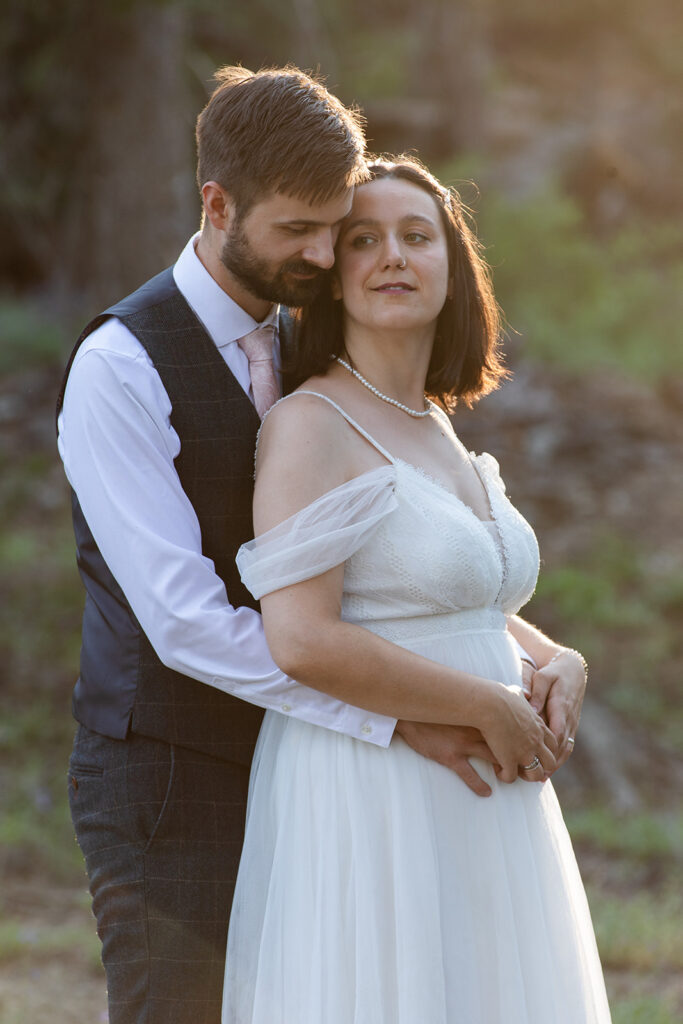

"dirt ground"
[0,884,107,1023]
[2,872,682,1024]
[0,960,107,1024]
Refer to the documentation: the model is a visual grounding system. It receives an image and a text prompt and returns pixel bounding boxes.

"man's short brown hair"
[196,65,368,214]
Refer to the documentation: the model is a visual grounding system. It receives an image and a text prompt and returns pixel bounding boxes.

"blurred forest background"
[1,1,682,1021]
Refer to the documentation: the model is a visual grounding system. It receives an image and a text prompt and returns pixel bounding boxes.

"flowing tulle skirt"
[223,623,611,1023]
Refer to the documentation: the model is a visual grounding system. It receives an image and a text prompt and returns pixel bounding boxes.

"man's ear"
[201,181,236,232]
[331,275,343,301]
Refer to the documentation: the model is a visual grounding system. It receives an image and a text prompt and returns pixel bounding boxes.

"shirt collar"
[172,233,279,349]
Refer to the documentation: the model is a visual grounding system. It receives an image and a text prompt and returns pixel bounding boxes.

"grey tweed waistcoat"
[57,267,285,764]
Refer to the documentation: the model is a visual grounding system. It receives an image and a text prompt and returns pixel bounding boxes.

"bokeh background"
[1,2,682,1021]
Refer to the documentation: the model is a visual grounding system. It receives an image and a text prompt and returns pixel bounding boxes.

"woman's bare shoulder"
[257,386,349,462]
[253,387,357,525]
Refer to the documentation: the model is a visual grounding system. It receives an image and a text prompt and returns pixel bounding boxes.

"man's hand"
[394,721,499,797]
[527,651,586,770]
[395,662,541,794]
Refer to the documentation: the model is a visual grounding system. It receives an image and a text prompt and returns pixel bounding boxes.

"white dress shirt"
[58,234,396,746]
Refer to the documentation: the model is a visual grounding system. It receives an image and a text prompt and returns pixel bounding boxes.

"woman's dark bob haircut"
[287,155,507,410]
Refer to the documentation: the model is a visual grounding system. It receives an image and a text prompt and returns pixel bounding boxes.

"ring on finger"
[522,755,542,772]
[567,737,575,747]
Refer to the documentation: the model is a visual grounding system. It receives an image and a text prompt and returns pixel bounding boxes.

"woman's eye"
[405,231,429,243]
[350,234,376,248]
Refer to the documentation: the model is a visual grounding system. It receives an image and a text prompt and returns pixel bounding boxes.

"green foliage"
[612,996,681,1024]
[0,516,83,691]
[478,187,683,382]
[0,772,83,883]
[342,27,413,100]
[438,166,683,384]
[535,566,647,633]
[0,813,83,884]
[588,885,683,970]
[0,919,99,966]
[0,708,82,886]
[526,531,683,746]
[531,531,679,638]
[0,298,69,373]
[566,808,683,860]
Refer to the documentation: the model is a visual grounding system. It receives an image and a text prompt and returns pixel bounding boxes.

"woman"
[222,157,611,1022]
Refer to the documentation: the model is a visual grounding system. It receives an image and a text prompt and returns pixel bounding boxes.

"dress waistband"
[353,607,508,644]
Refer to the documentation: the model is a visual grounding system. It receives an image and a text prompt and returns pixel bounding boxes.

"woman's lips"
[373,283,415,292]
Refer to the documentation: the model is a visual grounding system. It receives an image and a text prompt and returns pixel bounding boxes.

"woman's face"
[333,177,450,337]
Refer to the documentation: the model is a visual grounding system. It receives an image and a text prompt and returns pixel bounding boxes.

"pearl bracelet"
[546,647,588,679]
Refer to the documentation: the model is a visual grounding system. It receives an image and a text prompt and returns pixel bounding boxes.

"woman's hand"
[520,659,535,700]
[480,682,559,784]
[527,650,586,769]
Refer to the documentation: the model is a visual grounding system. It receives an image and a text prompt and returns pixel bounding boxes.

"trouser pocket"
[69,763,104,792]
[126,738,176,855]
[67,726,127,862]
[67,725,176,856]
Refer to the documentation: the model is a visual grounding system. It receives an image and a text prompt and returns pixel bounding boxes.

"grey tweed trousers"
[68,724,251,1024]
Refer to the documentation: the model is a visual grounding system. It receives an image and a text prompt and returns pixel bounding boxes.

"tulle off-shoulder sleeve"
[470,451,506,494]
[237,465,397,599]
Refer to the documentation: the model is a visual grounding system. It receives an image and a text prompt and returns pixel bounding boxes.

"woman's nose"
[381,234,406,269]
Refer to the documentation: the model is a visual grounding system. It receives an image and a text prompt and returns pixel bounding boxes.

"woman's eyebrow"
[344,213,437,230]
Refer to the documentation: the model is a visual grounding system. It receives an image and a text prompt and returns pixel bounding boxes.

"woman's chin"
[353,312,439,336]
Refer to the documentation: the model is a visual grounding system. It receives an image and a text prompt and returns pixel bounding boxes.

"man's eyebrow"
[276,216,348,227]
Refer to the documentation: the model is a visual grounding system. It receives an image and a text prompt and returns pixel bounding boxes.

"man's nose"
[302,231,336,269]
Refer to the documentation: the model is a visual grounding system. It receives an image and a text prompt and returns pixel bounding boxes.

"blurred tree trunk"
[58,3,197,315]
[417,0,491,157]
[291,0,337,81]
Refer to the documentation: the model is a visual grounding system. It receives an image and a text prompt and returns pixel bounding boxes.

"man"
[58,65,582,1024]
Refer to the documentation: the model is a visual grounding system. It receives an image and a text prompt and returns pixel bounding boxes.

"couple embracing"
[58,65,611,1023]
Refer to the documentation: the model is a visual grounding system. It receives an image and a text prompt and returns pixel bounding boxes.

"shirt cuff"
[210,676,397,748]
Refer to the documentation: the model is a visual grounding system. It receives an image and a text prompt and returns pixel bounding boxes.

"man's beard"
[220,223,328,307]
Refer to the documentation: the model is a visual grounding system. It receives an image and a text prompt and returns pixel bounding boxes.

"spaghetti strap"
[266,390,397,464]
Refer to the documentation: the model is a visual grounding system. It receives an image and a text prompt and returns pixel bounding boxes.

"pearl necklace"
[335,357,432,418]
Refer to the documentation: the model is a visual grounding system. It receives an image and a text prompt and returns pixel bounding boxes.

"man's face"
[220,189,353,306]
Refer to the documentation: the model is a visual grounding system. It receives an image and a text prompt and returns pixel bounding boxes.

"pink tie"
[237,324,279,420]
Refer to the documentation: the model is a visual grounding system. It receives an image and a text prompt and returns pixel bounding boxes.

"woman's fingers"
[521,730,576,781]
[520,660,535,698]
[518,739,554,779]
[540,719,559,756]
[514,714,558,783]
[534,654,586,761]
[553,731,577,768]
[539,737,558,774]
[496,760,520,784]
[485,684,561,784]
[528,665,554,714]
[519,763,545,782]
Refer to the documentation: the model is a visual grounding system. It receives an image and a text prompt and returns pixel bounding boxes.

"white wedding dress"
[222,393,611,1024]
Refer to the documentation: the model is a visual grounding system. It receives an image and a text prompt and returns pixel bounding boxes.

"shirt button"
[281,703,292,713]
[361,723,372,735]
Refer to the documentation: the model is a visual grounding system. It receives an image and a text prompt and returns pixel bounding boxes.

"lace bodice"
[237,393,540,638]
